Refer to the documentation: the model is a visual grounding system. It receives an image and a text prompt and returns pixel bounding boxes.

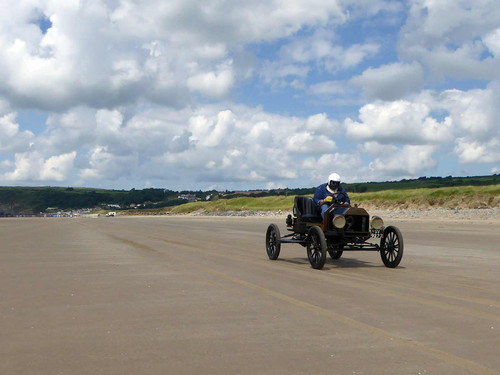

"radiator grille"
[344,215,369,232]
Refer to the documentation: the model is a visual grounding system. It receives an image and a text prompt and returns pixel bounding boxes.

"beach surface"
[1,215,499,375]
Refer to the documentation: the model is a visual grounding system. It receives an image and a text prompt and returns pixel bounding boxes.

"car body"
[265,196,403,269]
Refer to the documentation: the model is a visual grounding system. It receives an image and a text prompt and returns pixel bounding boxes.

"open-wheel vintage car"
[265,195,403,270]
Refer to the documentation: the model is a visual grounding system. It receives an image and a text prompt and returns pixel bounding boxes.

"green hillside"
[131,184,499,215]
[1,174,499,215]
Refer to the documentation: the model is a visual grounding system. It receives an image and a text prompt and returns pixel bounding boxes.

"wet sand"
[1,216,499,375]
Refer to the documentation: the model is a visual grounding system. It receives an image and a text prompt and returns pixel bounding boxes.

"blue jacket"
[313,183,350,206]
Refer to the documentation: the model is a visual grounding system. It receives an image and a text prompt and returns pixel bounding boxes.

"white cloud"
[438,88,494,139]
[280,28,379,71]
[301,153,363,184]
[344,99,453,145]
[3,150,76,182]
[187,65,235,98]
[308,81,350,96]
[261,28,379,87]
[399,0,500,81]
[1,1,500,190]
[79,145,136,181]
[0,112,35,152]
[401,0,500,48]
[40,152,76,181]
[345,83,500,171]
[285,132,336,154]
[0,103,342,186]
[260,61,310,87]
[483,28,500,57]
[337,43,380,70]
[365,143,438,177]
[350,62,424,100]
[454,137,500,164]
[305,113,339,134]
[0,1,349,110]
[189,110,236,148]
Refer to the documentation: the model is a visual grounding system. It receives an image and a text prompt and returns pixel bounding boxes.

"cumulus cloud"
[345,83,500,172]
[285,133,336,154]
[305,113,340,135]
[187,64,235,98]
[0,112,35,152]
[1,1,499,190]
[3,150,76,182]
[350,62,424,100]
[301,153,363,184]
[189,110,236,148]
[344,98,453,145]
[280,29,379,71]
[438,88,494,139]
[365,143,438,177]
[79,145,136,180]
[454,137,500,164]
[0,103,343,187]
[0,0,350,110]
[261,28,380,87]
[399,0,500,81]
[483,28,500,57]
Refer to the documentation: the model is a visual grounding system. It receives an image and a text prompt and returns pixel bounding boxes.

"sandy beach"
[1,215,499,374]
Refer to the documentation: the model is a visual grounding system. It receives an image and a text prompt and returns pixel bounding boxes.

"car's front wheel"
[307,226,327,269]
[380,226,404,268]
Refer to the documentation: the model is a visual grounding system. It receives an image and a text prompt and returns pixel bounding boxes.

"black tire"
[328,248,343,260]
[307,226,327,269]
[380,226,404,268]
[266,224,281,260]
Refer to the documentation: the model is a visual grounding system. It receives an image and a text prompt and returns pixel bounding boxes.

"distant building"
[178,194,197,202]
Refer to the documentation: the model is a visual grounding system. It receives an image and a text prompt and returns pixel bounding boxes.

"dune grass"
[350,184,500,209]
[167,195,296,214]
[124,184,500,215]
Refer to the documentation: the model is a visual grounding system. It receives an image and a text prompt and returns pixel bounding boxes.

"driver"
[313,173,350,219]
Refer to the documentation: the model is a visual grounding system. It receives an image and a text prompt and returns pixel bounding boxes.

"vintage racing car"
[265,195,404,269]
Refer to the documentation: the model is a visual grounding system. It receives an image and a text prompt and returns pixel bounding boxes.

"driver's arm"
[313,186,324,206]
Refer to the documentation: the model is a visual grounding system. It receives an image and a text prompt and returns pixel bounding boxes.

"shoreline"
[5,208,499,223]
[116,207,500,223]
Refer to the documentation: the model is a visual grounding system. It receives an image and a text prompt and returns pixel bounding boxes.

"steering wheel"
[334,192,347,203]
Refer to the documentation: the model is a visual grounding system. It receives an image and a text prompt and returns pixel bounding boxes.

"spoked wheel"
[307,226,327,269]
[265,224,281,260]
[328,246,343,260]
[380,226,404,268]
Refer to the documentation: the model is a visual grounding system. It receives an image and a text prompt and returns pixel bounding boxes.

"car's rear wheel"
[328,247,343,260]
[307,226,327,269]
[380,226,404,268]
[266,224,281,260]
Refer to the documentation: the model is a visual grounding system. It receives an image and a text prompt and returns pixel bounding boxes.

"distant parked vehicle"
[106,212,116,217]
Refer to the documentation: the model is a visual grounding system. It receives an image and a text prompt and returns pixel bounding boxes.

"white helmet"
[328,173,340,183]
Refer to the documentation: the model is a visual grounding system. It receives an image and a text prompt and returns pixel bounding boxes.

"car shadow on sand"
[326,258,379,268]
[276,257,381,269]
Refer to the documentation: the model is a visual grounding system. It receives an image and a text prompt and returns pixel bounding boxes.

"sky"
[1,0,500,191]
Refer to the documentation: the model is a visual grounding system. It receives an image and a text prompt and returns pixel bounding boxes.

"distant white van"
[106,212,116,217]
